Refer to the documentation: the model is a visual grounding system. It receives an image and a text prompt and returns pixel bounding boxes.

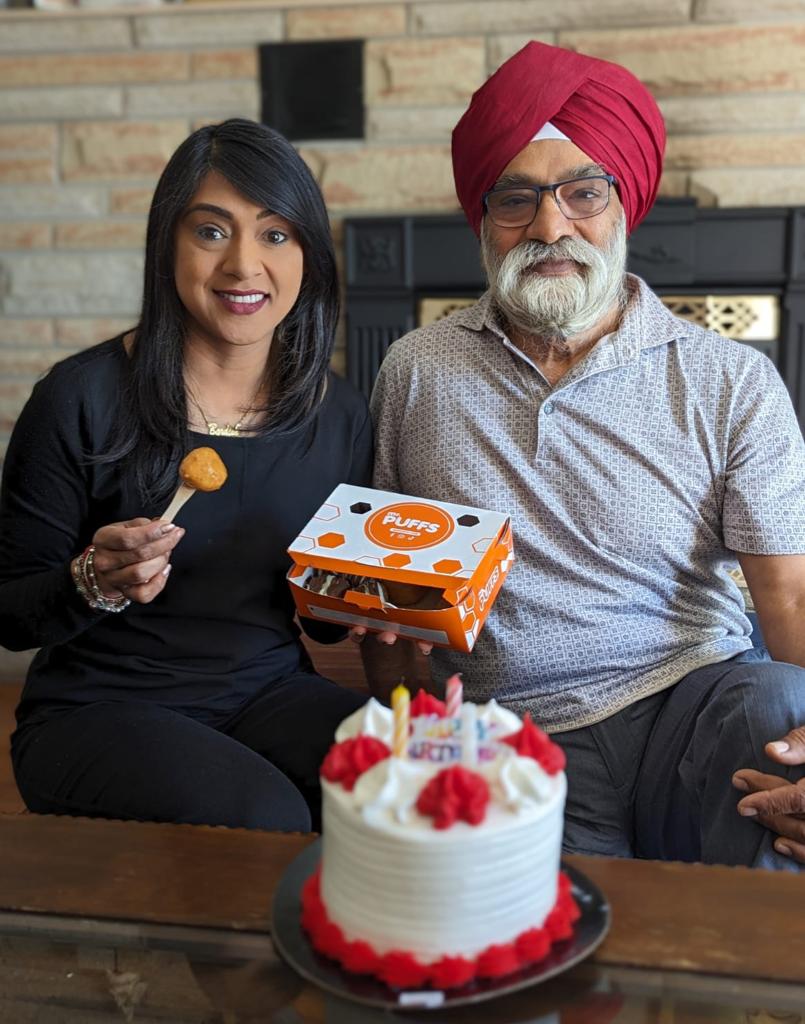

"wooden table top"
[0,813,803,987]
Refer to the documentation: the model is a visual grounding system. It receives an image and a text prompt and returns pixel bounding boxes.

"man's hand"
[732,725,805,863]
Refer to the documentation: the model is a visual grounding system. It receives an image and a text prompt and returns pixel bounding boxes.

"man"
[358,42,805,870]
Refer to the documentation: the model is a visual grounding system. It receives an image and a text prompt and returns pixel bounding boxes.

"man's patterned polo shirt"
[370,276,805,732]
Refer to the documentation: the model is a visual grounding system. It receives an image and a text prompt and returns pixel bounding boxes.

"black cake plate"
[270,839,610,1011]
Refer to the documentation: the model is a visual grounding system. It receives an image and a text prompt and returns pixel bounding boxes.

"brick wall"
[2,0,805,675]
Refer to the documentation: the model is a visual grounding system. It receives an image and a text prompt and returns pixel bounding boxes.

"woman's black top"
[0,338,372,728]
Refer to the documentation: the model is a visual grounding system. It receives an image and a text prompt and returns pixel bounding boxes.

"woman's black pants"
[11,671,366,833]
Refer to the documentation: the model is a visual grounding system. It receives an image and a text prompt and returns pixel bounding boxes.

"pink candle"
[445,674,463,718]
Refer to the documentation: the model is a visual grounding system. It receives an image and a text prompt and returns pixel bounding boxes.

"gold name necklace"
[185,378,262,437]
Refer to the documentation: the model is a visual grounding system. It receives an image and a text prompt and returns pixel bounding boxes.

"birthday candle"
[461,703,478,767]
[391,684,410,759]
[445,673,463,718]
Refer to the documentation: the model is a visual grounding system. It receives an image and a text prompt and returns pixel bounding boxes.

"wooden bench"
[0,683,23,814]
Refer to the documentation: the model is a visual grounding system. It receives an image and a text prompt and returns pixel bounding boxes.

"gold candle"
[391,684,410,759]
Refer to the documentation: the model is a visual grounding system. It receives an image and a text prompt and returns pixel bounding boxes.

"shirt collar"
[612,275,692,360]
[451,290,501,334]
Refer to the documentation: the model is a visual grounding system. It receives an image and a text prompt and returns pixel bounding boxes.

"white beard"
[481,213,628,348]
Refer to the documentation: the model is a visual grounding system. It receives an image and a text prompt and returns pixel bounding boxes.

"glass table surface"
[1,908,804,1022]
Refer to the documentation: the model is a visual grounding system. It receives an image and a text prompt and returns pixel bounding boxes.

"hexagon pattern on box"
[289,484,509,585]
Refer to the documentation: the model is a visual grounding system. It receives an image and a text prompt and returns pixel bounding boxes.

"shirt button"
[543,401,555,415]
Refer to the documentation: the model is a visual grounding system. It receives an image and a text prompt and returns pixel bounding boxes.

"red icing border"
[301,868,580,990]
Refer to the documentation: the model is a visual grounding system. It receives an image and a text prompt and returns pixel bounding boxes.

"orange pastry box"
[287,484,513,652]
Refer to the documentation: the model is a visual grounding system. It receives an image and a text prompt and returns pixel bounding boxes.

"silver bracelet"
[72,545,131,613]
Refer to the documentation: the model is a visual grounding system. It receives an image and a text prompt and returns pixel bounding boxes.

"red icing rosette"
[301,868,580,991]
[321,735,391,792]
[476,941,520,979]
[501,713,566,775]
[410,689,447,718]
[429,955,477,989]
[415,764,490,829]
[341,939,379,974]
[379,951,430,989]
[515,927,550,962]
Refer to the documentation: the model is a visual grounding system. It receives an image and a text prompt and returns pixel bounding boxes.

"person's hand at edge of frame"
[732,724,805,863]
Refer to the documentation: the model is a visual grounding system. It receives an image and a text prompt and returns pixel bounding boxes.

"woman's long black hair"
[100,118,339,507]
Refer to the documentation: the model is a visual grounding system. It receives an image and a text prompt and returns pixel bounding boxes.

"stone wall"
[2,0,805,675]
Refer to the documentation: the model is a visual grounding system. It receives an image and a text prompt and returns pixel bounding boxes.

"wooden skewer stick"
[160,482,196,523]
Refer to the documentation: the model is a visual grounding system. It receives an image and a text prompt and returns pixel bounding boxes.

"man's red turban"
[452,42,666,236]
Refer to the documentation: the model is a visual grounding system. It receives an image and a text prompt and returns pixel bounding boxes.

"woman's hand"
[83,518,185,605]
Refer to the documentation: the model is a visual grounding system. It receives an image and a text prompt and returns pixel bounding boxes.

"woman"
[0,119,371,832]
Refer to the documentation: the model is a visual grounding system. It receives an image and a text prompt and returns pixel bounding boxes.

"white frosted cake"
[301,688,578,991]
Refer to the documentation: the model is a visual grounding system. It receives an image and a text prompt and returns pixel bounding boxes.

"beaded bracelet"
[71,545,131,613]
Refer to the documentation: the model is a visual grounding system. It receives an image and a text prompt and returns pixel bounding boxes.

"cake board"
[271,839,610,1011]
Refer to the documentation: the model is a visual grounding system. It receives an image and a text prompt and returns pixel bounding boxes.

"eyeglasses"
[482,174,617,228]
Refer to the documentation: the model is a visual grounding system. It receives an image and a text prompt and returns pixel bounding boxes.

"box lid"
[288,484,509,588]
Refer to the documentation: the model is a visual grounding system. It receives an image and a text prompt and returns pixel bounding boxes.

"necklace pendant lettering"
[208,422,241,437]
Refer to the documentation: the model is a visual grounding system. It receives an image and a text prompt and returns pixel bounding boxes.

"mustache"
[506,237,599,269]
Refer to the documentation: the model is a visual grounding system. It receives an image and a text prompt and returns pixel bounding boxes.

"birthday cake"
[301,681,578,991]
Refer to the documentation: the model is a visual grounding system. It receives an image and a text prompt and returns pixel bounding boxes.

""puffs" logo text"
[365,502,455,550]
[381,512,441,533]
[478,566,500,611]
